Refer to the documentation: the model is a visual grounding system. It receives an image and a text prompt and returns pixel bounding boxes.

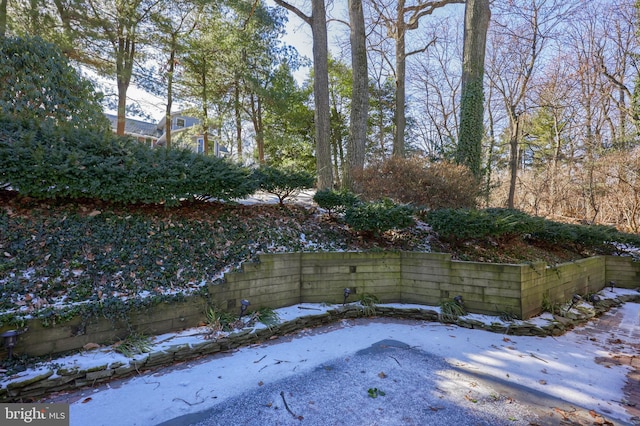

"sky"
[20,288,640,426]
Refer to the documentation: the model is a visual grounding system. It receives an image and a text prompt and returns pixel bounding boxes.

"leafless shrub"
[354,157,480,209]
[490,149,640,232]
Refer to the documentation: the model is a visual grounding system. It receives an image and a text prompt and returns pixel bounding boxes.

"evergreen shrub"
[313,189,359,215]
[0,35,109,133]
[344,198,414,236]
[425,208,545,242]
[0,117,256,205]
[427,207,640,252]
[0,36,257,205]
[253,165,315,205]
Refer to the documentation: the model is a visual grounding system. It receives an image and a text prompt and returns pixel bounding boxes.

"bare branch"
[273,0,311,26]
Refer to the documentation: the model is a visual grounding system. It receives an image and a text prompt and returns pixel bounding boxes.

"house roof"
[156,109,198,131]
[105,113,160,138]
[104,112,228,156]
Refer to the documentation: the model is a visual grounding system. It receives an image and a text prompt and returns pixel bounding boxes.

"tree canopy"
[2,0,640,230]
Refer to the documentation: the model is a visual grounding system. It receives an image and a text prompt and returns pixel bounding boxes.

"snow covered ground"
[32,288,640,426]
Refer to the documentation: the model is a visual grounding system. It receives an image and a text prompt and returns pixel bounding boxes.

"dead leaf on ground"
[81,397,92,403]
[378,372,387,379]
[553,407,569,420]
[464,394,478,403]
[82,342,100,351]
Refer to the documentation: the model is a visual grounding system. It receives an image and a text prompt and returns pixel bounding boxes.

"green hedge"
[425,208,545,241]
[426,207,640,250]
[345,199,415,236]
[0,119,256,205]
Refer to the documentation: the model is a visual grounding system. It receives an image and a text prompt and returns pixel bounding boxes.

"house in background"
[156,112,227,157]
[105,112,227,157]
[105,113,160,146]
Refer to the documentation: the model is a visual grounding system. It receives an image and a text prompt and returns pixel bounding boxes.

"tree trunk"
[201,67,209,155]
[235,77,243,161]
[483,86,496,207]
[0,0,7,37]
[164,38,176,149]
[256,98,264,163]
[331,130,341,188]
[344,0,368,192]
[250,93,265,164]
[116,80,128,136]
[273,0,333,188]
[456,0,490,178]
[507,112,519,209]
[393,0,406,158]
[115,37,135,136]
[311,0,333,189]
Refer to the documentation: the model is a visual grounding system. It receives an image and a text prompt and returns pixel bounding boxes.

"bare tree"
[593,0,640,147]
[486,0,579,208]
[409,17,462,157]
[369,0,463,158]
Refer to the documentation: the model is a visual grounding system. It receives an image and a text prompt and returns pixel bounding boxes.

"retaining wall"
[3,253,639,358]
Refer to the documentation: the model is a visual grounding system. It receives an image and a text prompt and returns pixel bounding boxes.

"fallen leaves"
[82,342,100,351]
[589,409,615,425]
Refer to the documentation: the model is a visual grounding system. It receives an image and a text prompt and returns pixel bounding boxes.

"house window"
[175,118,185,128]
[197,138,204,154]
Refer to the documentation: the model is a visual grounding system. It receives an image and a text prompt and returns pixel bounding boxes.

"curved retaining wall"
[209,252,637,320]
[2,293,638,403]
[2,253,639,359]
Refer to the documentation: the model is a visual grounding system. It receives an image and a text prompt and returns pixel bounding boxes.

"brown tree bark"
[274,0,333,189]
[343,0,368,192]
[457,0,490,178]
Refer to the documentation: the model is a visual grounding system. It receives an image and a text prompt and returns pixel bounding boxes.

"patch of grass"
[205,307,237,332]
[114,333,152,358]
[359,294,379,317]
[499,311,519,322]
[541,291,561,315]
[439,300,466,323]
[254,307,280,328]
